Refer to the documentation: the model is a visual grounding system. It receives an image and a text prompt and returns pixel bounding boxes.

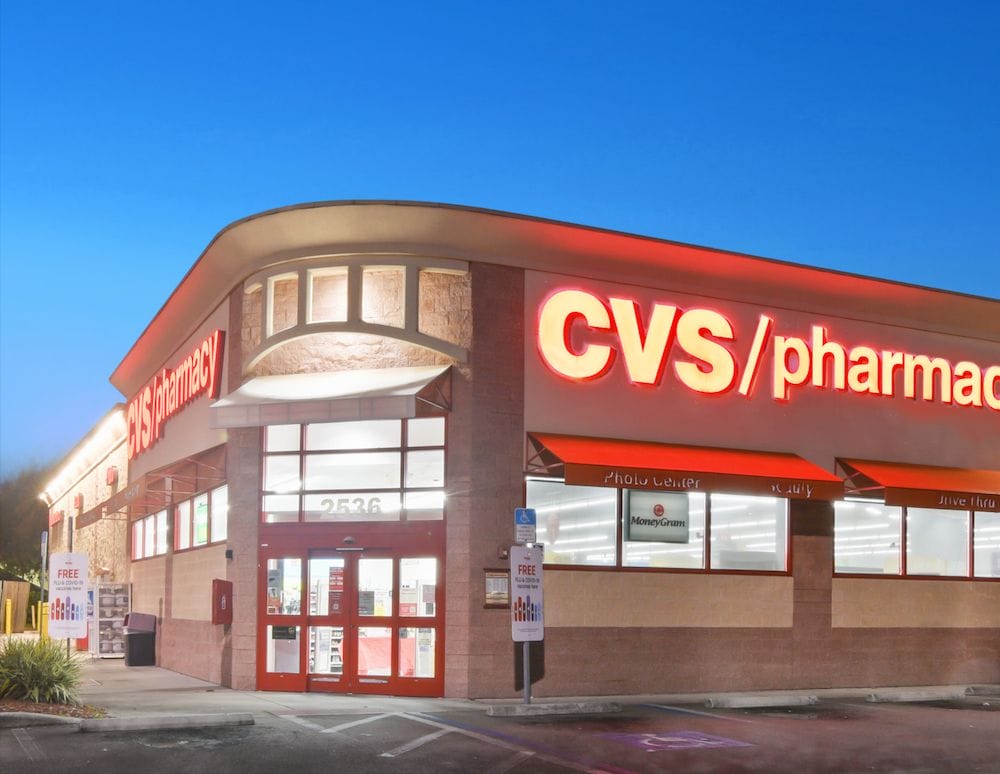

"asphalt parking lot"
[4,691,1000,773]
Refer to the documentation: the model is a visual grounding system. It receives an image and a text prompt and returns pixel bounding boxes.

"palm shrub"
[0,637,82,704]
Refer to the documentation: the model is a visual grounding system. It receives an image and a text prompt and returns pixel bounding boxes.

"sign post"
[48,553,89,640]
[39,531,48,603]
[510,544,544,704]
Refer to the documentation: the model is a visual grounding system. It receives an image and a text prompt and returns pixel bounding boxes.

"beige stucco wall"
[833,578,1000,628]
[544,570,793,628]
[170,545,228,621]
[130,557,167,618]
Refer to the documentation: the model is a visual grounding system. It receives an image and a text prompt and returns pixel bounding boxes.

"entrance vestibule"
[257,524,445,696]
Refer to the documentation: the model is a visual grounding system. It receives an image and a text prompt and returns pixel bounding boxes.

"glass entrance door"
[259,546,444,696]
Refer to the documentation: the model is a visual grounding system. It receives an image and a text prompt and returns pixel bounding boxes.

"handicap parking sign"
[514,507,536,545]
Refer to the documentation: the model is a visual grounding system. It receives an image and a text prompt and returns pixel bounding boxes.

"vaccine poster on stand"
[49,552,89,638]
[510,545,544,642]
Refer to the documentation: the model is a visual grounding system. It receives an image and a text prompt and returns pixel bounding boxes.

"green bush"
[0,637,81,704]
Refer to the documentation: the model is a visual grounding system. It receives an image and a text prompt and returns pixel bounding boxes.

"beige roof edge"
[109,200,1000,398]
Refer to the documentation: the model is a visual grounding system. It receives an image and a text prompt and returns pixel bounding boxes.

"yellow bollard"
[40,603,49,639]
[3,598,11,635]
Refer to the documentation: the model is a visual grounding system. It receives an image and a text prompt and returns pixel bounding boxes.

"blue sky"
[1,2,998,476]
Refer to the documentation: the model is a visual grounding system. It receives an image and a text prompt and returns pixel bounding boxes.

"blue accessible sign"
[514,507,536,545]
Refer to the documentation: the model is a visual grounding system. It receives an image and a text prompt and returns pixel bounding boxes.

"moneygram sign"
[127,330,226,459]
[537,289,1000,411]
[626,491,690,543]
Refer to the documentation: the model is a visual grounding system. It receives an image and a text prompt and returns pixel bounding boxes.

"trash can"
[123,612,156,666]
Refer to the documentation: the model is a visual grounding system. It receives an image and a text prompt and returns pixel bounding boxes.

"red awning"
[77,445,227,528]
[527,433,843,500]
[838,458,1000,513]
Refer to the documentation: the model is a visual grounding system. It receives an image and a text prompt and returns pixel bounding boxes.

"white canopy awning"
[211,365,451,428]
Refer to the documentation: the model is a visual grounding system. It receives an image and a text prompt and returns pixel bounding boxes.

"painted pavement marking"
[600,730,753,752]
[409,712,637,774]
[321,712,397,734]
[12,728,46,761]
[277,708,641,773]
[484,750,536,773]
[277,714,327,732]
[380,726,451,757]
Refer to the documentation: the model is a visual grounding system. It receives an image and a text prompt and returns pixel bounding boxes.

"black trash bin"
[123,612,156,666]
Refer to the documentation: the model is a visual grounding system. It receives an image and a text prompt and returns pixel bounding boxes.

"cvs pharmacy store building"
[95,202,998,698]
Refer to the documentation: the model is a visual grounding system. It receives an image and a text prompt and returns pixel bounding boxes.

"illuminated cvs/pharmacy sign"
[537,289,999,411]
[127,330,226,459]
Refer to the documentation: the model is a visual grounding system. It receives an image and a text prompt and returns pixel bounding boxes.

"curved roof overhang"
[110,200,1000,397]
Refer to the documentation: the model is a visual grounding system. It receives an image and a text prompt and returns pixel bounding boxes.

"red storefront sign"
[536,288,1000,411]
[127,330,225,459]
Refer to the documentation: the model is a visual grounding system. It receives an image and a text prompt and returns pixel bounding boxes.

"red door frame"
[256,521,445,696]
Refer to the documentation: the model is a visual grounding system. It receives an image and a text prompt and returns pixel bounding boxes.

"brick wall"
[445,262,525,697]
[500,499,1000,698]
[225,426,261,689]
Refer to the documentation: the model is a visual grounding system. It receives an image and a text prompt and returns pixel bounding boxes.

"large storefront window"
[174,485,229,552]
[526,479,789,572]
[262,417,446,523]
[907,507,968,577]
[132,509,168,560]
[527,479,617,566]
[974,512,1000,578]
[834,500,902,574]
[710,494,787,571]
[835,500,993,578]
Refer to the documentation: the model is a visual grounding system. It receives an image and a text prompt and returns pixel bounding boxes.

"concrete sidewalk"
[4,655,998,732]
[77,657,482,718]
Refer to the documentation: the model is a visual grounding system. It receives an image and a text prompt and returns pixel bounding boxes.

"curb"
[0,712,82,729]
[487,702,622,717]
[79,712,255,733]
[966,686,1000,696]
[866,688,968,703]
[705,695,819,709]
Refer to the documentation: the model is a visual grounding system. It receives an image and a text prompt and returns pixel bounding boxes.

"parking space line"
[321,712,397,734]
[643,703,754,723]
[380,727,451,757]
[407,712,636,774]
[12,728,46,761]
[278,714,327,732]
[485,750,536,773]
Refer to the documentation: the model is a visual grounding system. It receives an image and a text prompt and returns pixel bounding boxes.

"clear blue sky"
[1,2,998,477]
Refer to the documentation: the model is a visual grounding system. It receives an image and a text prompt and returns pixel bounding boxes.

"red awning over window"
[76,444,227,528]
[527,433,843,500]
[838,458,1000,513]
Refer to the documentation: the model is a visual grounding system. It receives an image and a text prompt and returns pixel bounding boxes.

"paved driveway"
[4,692,999,773]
